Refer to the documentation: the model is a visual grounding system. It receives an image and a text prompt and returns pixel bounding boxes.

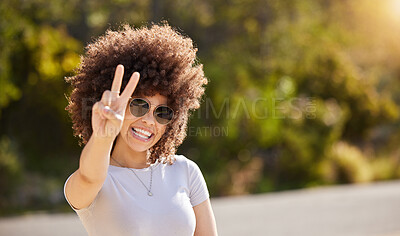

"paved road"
[1,180,400,236]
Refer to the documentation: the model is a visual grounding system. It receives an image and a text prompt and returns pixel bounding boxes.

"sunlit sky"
[387,0,400,22]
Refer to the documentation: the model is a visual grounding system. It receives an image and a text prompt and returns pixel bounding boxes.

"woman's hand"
[91,64,140,140]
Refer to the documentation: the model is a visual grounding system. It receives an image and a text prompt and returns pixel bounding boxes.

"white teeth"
[133,128,152,138]
[135,132,149,139]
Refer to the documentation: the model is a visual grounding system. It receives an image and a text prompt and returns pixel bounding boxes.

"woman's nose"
[141,110,156,125]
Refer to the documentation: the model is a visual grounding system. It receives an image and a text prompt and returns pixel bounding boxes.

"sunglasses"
[129,98,174,125]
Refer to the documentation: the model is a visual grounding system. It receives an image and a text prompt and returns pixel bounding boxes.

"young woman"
[63,23,218,236]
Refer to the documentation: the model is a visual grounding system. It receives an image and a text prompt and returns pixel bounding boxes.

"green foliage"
[327,141,374,183]
[184,0,400,193]
[0,0,83,214]
[0,136,23,213]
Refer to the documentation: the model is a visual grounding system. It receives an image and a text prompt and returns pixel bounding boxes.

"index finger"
[120,72,140,102]
[111,64,124,93]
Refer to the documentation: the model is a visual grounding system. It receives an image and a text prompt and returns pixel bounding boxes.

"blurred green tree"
[182,0,400,193]
[0,0,83,213]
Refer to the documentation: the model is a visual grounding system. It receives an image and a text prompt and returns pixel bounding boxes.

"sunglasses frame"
[128,97,174,125]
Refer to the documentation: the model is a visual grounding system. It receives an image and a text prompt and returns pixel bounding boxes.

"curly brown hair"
[65,22,207,164]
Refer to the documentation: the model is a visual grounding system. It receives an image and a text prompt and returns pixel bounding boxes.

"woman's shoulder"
[173,154,188,163]
[172,154,196,165]
[171,155,201,172]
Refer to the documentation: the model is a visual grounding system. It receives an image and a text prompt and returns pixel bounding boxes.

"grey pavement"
[1,180,400,236]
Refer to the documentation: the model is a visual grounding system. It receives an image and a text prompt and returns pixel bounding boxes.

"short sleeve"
[63,173,96,214]
[186,159,210,207]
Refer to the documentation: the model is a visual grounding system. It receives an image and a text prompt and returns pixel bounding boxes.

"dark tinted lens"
[130,98,150,117]
[154,106,174,124]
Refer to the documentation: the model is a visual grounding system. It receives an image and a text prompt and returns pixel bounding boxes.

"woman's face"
[117,93,169,153]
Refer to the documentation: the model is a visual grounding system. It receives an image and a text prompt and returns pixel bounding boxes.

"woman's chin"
[125,139,149,152]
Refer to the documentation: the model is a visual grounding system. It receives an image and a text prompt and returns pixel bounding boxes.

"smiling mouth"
[131,127,154,141]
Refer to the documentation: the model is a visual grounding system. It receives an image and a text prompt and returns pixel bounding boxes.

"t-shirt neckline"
[109,161,161,172]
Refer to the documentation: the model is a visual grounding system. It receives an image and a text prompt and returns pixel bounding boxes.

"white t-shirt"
[63,155,210,236]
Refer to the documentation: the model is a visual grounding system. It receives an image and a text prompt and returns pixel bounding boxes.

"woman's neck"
[110,135,150,169]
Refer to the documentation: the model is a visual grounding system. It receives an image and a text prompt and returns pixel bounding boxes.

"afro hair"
[65,22,207,164]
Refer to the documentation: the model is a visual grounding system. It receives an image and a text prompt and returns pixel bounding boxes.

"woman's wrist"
[91,126,120,142]
[91,132,117,145]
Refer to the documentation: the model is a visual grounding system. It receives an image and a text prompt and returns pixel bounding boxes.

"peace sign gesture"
[92,65,140,140]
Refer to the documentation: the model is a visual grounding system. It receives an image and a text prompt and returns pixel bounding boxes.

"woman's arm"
[193,199,218,236]
[64,65,140,210]
[64,135,114,210]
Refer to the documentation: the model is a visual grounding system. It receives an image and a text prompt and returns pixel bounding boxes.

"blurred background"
[1,0,400,219]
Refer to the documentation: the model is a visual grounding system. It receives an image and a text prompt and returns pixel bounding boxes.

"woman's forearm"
[78,134,115,183]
